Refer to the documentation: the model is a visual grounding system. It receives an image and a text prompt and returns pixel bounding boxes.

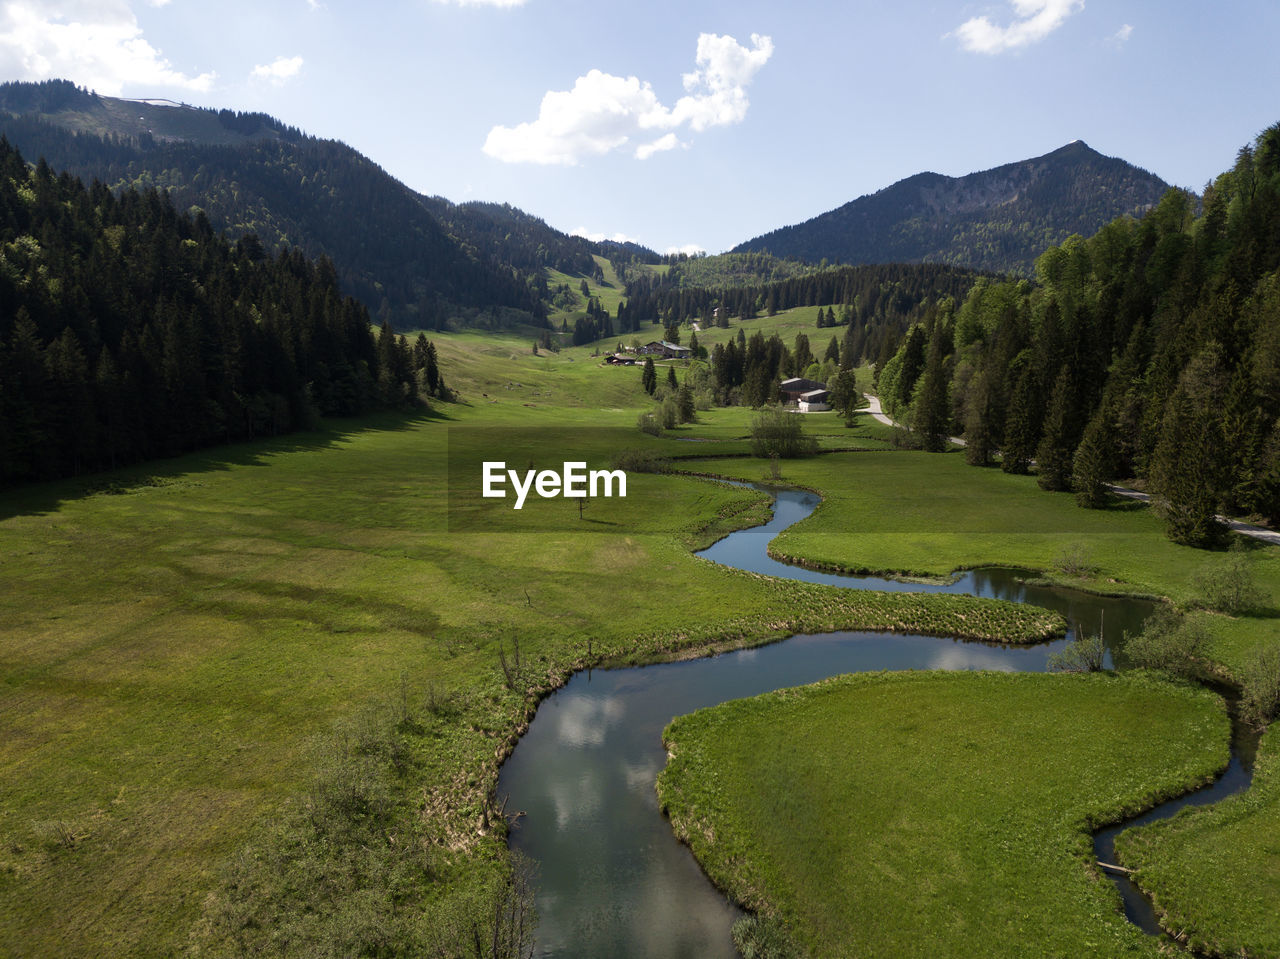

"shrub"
[1240,645,1280,725]
[1054,543,1096,577]
[750,406,817,459]
[1192,550,1267,615]
[1046,630,1105,672]
[636,411,663,436]
[659,396,680,430]
[1122,608,1210,677]
[610,448,671,474]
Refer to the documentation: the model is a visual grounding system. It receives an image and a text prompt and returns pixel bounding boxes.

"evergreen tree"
[1035,366,1078,491]
[824,335,840,364]
[641,357,657,395]
[963,370,996,467]
[1071,412,1113,508]
[999,359,1039,474]
[1148,345,1229,547]
[792,332,813,373]
[914,325,952,452]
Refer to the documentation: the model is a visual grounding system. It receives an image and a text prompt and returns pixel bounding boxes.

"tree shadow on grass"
[0,407,455,521]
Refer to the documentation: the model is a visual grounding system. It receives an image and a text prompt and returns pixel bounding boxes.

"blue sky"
[2,0,1277,255]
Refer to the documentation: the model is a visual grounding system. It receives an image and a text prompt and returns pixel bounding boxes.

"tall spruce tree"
[1072,411,1113,508]
[1149,344,1230,547]
[1035,366,1078,491]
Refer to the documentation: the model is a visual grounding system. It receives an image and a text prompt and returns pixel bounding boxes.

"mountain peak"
[732,142,1170,275]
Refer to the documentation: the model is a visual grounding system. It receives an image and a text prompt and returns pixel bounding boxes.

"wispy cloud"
[251,55,304,85]
[571,227,643,245]
[952,0,1084,54]
[483,32,773,165]
[0,0,215,94]
[1107,23,1133,48]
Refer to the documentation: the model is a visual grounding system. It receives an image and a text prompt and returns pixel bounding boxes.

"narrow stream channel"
[497,483,1257,957]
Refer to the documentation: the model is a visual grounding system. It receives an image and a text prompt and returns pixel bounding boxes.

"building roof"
[782,377,827,392]
[800,388,830,399]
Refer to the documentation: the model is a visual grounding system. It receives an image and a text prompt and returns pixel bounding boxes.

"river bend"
[497,483,1254,957]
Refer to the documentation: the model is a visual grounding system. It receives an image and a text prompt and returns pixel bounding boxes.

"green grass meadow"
[1116,723,1280,957]
[1,319,1278,955]
[658,670,1229,959]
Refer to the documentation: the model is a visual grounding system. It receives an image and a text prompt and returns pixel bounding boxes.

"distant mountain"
[733,142,1175,275]
[0,80,658,329]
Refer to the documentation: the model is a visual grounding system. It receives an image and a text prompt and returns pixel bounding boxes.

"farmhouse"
[780,376,827,404]
[798,388,831,412]
[605,354,636,365]
[640,340,693,359]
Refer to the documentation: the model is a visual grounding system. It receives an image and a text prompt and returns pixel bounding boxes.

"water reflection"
[499,485,1165,957]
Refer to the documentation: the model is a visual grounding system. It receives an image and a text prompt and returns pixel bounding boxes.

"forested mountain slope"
[878,124,1280,545]
[0,80,659,329]
[0,139,440,483]
[734,141,1174,275]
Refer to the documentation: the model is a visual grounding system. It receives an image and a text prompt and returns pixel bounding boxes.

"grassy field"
[678,446,1280,673]
[1116,723,1280,957]
[658,670,1230,959]
[0,352,1056,955]
[2,321,1277,956]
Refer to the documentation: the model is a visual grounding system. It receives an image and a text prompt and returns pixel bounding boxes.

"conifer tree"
[641,357,656,395]
[1149,345,1229,547]
[824,335,840,364]
[914,326,952,452]
[1072,412,1113,508]
[1035,366,1078,491]
[963,370,996,466]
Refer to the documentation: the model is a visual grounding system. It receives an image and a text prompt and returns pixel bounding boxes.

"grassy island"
[659,670,1230,958]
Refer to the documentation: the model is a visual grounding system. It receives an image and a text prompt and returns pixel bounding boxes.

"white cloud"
[483,32,773,165]
[251,55,304,85]
[1107,23,1133,48]
[666,243,706,257]
[669,32,774,131]
[635,132,681,160]
[952,0,1084,54]
[0,1,215,95]
[570,227,642,245]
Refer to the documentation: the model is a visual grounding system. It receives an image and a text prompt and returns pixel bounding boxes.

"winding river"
[497,483,1257,957]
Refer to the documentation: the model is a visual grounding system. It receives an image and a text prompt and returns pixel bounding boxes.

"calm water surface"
[498,484,1249,957]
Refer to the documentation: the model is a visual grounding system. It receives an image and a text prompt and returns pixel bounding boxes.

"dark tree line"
[0,139,442,483]
[880,124,1280,545]
[0,81,666,331]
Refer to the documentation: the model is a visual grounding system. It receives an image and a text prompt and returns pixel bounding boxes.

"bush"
[659,396,680,430]
[750,406,817,459]
[610,448,671,474]
[636,411,663,436]
[1192,550,1267,614]
[1046,630,1105,672]
[1122,608,1210,677]
[1240,645,1280,725]
[1054,543,1096,577]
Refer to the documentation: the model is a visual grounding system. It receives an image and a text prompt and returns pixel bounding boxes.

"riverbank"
[680,447,1280,676]
[0,401,1062,957]
[658,670,1228,959]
